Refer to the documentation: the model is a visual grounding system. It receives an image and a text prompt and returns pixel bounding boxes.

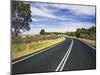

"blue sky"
[23,2,96,34]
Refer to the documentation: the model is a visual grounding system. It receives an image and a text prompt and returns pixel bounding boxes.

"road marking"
[55,39,74,71]
[12,40,65,65]
[80,40,96,50]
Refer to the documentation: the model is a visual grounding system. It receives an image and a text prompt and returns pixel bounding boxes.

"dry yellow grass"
[12,37,65,60]
[78,38,96,46]
[65,36,96,46]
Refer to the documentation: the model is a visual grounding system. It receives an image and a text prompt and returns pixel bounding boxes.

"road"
[12,38,96,74]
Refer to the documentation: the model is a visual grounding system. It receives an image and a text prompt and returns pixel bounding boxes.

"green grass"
[12,37,65,60]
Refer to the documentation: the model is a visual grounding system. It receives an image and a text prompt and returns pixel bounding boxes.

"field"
[12,35,65,60]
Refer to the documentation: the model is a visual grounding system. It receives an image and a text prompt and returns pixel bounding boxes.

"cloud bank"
[23,2,96,34]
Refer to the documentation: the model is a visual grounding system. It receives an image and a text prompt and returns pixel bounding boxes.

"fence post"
[27,44,29,53]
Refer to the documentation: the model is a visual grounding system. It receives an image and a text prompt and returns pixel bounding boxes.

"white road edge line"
[80,40,96,50]
[55,39,74,71]
[12,40,65,65]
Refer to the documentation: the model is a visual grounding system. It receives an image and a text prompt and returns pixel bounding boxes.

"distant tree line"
[40,26,96,40]
[66,26,96,40]
[40,29,64,35]
[65,32,75,36]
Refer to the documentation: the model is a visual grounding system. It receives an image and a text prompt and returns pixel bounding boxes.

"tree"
[75,29,80,38]
[11,1,32,36]
[40,29,45,35]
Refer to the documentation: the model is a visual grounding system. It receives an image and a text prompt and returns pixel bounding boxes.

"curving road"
[12,38,96,75]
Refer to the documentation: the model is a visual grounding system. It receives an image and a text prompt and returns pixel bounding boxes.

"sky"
[23,2,96,34]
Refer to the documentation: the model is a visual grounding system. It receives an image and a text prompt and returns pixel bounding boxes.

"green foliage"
[66,32,75,36]
[65,26,96,40]
[76,26,96,39]
[75,28,81,38]
[40,29,64,35]
[11,1,32,36]
[40,29,45,35]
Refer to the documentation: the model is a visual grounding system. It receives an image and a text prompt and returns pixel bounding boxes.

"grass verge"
[78,38,96,46]
[12,37,65,60]
[65,35,96,46]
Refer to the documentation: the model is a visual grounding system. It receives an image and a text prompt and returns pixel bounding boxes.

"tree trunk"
[14,28,18,37]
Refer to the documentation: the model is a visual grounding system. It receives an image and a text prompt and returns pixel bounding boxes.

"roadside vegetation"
[12,34,65,60]
[12,26,96,59]
[65,26,96,46]
[78,38,96,46]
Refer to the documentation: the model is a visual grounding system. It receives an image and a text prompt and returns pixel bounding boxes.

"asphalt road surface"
[12,38,96,75]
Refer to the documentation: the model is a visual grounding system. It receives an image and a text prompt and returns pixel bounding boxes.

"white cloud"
[31,6,57,18]
[22,28,41,34]
[24,3,95,35]
[51,4,95,16]
[30,24,46,28]
[23,21,95,34]
[31,5,72,22]
[58,21,95,32]
[31,5,71,21]
[31,3,95,23]
[32,18,38,22]
[67,5,95,16]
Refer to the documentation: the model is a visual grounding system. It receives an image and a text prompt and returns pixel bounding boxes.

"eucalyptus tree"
[11,1,32,36]
[40,29,45,35]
